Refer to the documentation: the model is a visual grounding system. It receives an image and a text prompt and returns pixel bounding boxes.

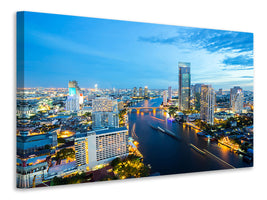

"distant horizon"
[18,85,253,91]
[18,12,254,91]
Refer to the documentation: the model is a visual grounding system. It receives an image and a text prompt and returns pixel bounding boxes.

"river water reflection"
[128,98,252,175]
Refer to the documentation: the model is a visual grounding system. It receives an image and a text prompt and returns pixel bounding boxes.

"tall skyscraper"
[218,88,223,95]
[66,80,81,111]
[132,87,137,97]
[178,62,191,110]
[193,83,203,112]
[230,86,244,113]
[92,97,119,129]
[163,90,167,106]
[194,83,203,95]
[168,86,172,100]
[68,80,80,96]
[144,86,149,98]
[200,85,215,125]
[139,87,143,97]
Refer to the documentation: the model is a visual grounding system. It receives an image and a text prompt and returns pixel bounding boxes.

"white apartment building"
[65,95,79,112]
[230,86,244,113]
[74,127,129,171]
[163,90,167,106]
[200,85,215,125]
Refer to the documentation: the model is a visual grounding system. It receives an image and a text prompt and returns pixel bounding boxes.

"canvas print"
[16,11,254,188]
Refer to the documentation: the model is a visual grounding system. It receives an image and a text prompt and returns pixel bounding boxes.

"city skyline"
[16,12,254,188]
[19,12,253,90]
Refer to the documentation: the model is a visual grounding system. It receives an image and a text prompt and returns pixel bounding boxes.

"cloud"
[139,27,253,73]
[221,54,254,71]
[139,28,253,54]
[240,76,254,78]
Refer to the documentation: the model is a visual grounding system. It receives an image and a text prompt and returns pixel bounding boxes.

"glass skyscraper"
[178,62,191,110]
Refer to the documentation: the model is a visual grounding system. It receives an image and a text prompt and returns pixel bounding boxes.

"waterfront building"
[193,83,203,95]
[200,85,215,125]
[178,62,191,110]
[230,86,244,113]
[132,87,137,97]
[144,86,149,98]
[192,83,203,111]
[168,86,172,100]
[74,127,129,171]
[163,90,167,106]
[139,87,143,97]
[92,97,119,129]
[92,112,119,129]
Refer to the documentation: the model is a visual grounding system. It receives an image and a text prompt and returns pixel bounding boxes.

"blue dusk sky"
[19,11,254,90]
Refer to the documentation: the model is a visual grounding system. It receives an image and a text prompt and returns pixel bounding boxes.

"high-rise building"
[132,87,137,97]
[230,86,244,113]
[178,62,191,110]
[144,86,149,98]
[194,83,203,95]
[139,87,143,97]
[218,88,223,95]
[163,90,167,106]
[68,80,80,96]
[66,80,81,111]
[200,85,215,125]
[75,127,129,171]
[168,86,172,100]
[92,97,119,129]
[192,83,203,112]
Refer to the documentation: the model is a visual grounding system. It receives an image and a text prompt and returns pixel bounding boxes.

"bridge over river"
[128,106,167,113]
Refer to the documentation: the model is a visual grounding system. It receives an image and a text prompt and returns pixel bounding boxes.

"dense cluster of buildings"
[16,81,132,188]
[16,64,253,188]
[132,86,149,98]
[176,62,251,125]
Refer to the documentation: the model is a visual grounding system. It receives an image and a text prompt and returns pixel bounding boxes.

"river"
[128,98,252,175]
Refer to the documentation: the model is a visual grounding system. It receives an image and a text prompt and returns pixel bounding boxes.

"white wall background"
[0,0,266,199]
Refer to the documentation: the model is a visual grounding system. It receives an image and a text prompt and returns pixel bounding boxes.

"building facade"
[144,86,149,98]
[230,86,244,113]
[65,95,80,112]
[92,97,119,129]
[16,129,59,188]
[168,86,172,100]
[200,85,215,125]
[163,90,167,106]
[139,87,143,97]
[132,87,137,97]
[75,127,129,171]
[178,62,191,110]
